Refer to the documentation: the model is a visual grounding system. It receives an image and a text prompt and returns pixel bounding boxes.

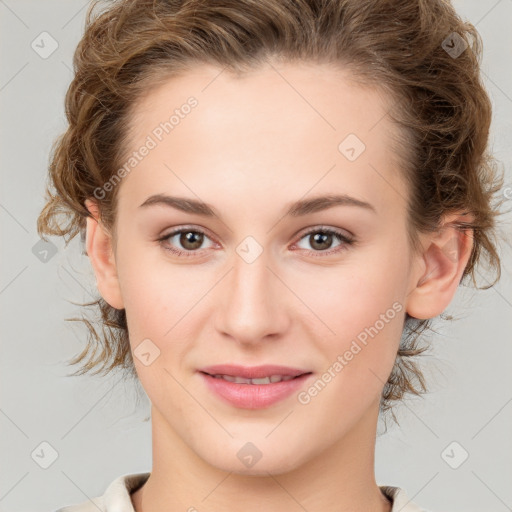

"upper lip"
[199,364,311,379]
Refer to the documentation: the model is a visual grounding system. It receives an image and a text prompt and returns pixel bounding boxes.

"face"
[86,61,437,475]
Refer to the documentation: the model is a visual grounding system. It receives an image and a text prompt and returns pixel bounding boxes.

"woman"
[37,0,504,510]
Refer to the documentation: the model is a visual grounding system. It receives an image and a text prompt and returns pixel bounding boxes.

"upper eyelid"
[297,225,353,239]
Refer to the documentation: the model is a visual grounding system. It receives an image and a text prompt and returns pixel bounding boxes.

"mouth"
[198,368,314,409]
[198,364,313,381]
[199,371,312,385]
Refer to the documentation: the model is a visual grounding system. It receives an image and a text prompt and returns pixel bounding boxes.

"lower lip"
[199,372,313,409]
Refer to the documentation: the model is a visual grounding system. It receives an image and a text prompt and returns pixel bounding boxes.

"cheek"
[118,265,191,400]
[115,246,207,381]
[296,272,406,421]
[115,239,187,333]
[296,248,408,374]
[306,263,404,333]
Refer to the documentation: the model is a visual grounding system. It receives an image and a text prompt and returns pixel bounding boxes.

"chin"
[197,439,308,477]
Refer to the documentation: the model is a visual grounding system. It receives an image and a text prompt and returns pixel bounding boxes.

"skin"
[85,61,473,512]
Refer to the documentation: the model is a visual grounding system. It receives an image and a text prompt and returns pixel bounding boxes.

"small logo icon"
[338,133,366,162]
[31,441,59,469]
[237,441,263,468]
[32,239,58,263]
[440,236,459,263]
[441,441,469,469]
[236,236,263,264]
[442,33,468,59]
[31,31,59,59]
[134,338,161,366]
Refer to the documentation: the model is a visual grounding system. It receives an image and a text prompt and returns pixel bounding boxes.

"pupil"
[181,231,203,249]
[311,232,331,250]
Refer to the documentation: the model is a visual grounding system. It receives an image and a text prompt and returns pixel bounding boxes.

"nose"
[214,249,291,346]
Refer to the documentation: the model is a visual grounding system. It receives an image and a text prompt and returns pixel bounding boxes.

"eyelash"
[157,225,356,259]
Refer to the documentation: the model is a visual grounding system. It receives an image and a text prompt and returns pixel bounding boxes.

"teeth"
[251,377,272,385]
[220,374,237,382]
[234,376,253,384]
[212,374,296,384]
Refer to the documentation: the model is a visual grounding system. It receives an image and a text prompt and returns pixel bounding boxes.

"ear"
[406,212,474,320]
[84,198,124,310]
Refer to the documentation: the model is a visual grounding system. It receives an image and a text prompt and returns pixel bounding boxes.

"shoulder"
[53,472,150,512]
[380,485,433,512]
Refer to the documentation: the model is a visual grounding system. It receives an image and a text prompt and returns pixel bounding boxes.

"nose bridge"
[216,246,287,343]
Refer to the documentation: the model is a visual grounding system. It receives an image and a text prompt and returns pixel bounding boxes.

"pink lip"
[197,365,313,409]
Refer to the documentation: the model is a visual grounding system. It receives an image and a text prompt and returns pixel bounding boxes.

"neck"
[131,400,391,512]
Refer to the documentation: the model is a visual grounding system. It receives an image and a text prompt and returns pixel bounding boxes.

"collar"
[65,472,426,512]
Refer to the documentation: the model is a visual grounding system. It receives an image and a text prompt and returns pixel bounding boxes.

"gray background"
[1,1,511,511]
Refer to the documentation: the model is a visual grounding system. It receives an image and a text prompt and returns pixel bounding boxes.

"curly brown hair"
[37,0,506,423]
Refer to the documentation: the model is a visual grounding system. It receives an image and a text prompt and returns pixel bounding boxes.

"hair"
[37,0,506,424]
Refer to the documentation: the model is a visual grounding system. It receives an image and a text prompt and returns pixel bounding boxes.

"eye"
[157,225,355,259]
[293,226,355,256]
[157,226,215,258]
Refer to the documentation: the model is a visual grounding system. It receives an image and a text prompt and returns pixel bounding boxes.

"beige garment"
[55,472,430,512]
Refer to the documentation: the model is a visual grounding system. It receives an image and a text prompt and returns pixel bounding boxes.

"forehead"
[117,61,408,218]
[129,61,395,144]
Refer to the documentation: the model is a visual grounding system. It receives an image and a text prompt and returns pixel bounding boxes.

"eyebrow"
[138,193,376,217]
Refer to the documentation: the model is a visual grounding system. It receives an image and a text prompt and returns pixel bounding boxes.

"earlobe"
[84,199,124,310]
[406,213,474,320]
